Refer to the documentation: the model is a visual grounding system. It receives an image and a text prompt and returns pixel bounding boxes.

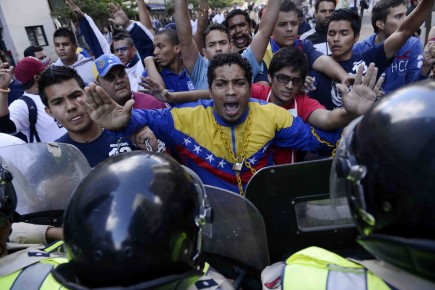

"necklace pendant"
[232,160,244,171]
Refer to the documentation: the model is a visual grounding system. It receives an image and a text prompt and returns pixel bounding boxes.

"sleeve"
[79,14,111,58]
[190,54,210,90]
[253,61,270,83]
[8,99,29,133]
[126,21,155,61]
[10,222,51,245]
[302,39,323,68]
[242,46,263,81]
[250,83,270,101]
[297,94,326,122]
[273,108,342,151]
[116,108,175,145]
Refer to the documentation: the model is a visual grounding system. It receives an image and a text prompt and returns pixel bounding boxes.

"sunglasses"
[274,73,304,86]
[114,46,130,54]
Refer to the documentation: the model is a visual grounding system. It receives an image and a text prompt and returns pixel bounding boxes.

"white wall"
[0,0,58,63]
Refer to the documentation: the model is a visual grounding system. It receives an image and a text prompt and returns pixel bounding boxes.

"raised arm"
[175,0,200,74]
[308,63,383,130]
[384,0,435,60]
[137,0,155,36]
[193,0,209,53]
[66,0,111,57]
[0,65,17,134]
[249,0,280,64]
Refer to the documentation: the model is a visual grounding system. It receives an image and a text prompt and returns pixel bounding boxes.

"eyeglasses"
[274,73,304,86]
[114,46,130,54]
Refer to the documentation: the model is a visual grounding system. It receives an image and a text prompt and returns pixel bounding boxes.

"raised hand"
[139,76,174,103]
[131,126,159,151]
[108,2,130,28]
[337,63,384,116]
[65,0,85,19]
[303,75,317,93]
[0,63,13,90]
[78,83,134,130]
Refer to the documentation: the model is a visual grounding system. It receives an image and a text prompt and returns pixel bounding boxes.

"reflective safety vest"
[262,246,391,290]
[0,241,68,290]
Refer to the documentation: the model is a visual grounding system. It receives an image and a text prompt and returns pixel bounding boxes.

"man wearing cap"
[0,57,66,142]
[93,54,166,110]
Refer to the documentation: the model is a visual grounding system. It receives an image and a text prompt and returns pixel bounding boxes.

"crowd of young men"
[1,0,435,191]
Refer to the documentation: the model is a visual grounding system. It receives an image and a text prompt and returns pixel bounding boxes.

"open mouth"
[224,102,239,115]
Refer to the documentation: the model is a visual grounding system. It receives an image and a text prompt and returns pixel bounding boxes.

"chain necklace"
[212,112,256,195]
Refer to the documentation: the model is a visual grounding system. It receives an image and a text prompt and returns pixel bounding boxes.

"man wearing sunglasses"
[251,47,382,164]
[112,32,145,92]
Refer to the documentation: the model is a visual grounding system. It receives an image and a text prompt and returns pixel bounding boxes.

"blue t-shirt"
[142,67,195,92]
[190,46,263,90]
[309,43,389,110]
[353,34,425,94]
[56,130,136,167]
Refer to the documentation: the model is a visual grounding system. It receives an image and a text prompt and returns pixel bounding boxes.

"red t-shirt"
[251,83,325,164]
[132,91,167,110]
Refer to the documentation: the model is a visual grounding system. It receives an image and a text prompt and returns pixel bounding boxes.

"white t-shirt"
[127,61,145,92]
[8,93,67,142]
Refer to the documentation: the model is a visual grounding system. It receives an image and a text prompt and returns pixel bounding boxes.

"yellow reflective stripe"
[44,241,64,253]
[203,262,210,274]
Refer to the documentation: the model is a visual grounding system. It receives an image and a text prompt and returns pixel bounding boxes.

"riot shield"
[245,159,363,263]
[202,185,270,278]
[0,142,91,226]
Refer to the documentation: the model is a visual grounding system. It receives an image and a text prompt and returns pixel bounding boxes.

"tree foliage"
[50,0,137,29]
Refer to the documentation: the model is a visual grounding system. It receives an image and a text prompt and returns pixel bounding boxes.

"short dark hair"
[156,29,179,45]
[280,0,297,13]
[207,53,252,88]
[203,23,229,47]
[314,0,336,12]
[38,66,86,107]
[328,8,361,35]
[371,0,406,33]
[225,9,251,28]
[112,30,135,47]
[269,47,309,79]
[23,45,43,57]
[53,27,77,45]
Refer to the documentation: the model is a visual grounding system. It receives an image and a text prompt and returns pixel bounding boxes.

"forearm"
[0,91,9,117]
[309,108,355,131]
[175,0,193,46]
[194,0,209,52]
[170,90,210,103]
[250,0,280,63]
[10,222,62,245]
[313,56,348,82]
[144,57,166,88]
[137,0,155,35]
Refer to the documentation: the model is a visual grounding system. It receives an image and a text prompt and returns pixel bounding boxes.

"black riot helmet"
[55,151,210,288]
[0,157,17,229]
[330,80,435,281]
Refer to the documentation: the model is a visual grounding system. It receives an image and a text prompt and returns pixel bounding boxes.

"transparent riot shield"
[0,142,91,226]
[202,185,270,278]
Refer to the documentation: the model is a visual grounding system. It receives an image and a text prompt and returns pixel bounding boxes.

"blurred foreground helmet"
[55,151,208,288]
[0,157,17,228]
[330,80,435,281]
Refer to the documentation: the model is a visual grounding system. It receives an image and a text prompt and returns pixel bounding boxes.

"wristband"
[0,88,10,93]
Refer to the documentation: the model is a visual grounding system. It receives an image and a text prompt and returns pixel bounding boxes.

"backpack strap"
[19,95,41,143]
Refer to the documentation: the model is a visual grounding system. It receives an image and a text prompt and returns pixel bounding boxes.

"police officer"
[261,80,435,289]
[0,156,67,289]
[52,151,234,289]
